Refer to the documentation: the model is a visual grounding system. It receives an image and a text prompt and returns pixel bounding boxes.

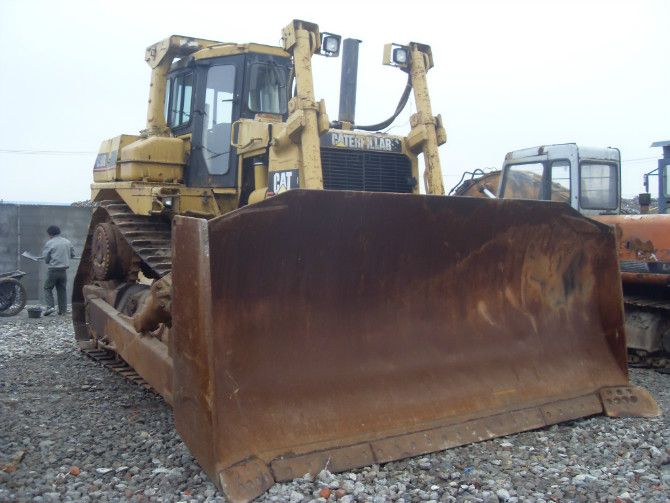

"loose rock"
[1,311,668,502]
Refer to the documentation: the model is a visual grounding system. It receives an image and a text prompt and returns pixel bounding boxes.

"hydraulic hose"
[356,75,412,132]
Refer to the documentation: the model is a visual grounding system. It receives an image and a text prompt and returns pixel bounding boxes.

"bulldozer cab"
[500,143,621,215]
[165,51,292,188]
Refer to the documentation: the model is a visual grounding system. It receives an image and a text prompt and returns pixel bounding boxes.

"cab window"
[164,79,171,122]
[168,73,193,127]
[201,65,236,175]
[502,163,544,200]
[247,63,287,114]
[580,163,617,210]
[549,160,571,203]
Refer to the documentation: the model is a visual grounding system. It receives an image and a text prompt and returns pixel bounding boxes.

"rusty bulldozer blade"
[170,190,658,503]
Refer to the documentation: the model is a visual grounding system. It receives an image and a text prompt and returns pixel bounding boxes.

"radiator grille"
[620,260,649,273]
[320,148,414,193]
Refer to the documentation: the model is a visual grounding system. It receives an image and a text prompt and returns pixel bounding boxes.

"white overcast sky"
[0,0,668,203]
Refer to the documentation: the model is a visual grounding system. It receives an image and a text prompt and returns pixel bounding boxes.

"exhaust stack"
[338,38,361,126]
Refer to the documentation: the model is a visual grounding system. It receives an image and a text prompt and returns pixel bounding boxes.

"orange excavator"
[74,23,658,502]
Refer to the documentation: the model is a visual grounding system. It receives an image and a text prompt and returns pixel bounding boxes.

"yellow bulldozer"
[73,20,658,502]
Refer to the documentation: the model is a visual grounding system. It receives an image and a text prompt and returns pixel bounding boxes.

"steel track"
[79,201,174,386]
[99,200,173,278]
[625,294,670,312]
[624,294,670,371]
[82,348,155,391]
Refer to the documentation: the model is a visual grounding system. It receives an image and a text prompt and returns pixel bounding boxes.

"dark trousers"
[44,268,68,314]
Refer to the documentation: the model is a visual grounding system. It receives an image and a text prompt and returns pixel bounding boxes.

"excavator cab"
[499,143,621,215]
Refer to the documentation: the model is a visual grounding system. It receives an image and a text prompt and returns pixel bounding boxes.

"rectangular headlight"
[393,47,408,65]
[320,33,341,57]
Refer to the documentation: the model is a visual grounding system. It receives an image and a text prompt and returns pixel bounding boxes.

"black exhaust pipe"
[338,38,361,125]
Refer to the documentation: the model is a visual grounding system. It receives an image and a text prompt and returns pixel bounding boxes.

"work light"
[320,33,341,57]
[382,43,411,69]
[393,47,408,65]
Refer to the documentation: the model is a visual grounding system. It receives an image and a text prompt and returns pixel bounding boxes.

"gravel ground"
[1,312,669,503]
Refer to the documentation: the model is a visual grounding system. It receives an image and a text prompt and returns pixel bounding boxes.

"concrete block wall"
[0,204,92,303]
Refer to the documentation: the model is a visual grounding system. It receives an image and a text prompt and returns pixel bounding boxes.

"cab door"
[188,56,245,188]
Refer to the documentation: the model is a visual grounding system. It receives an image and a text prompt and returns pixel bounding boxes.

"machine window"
[169,73,193,127]
[202,65,236,175]
[665,165,670,197]
[164,79,171,122]
[580,163,617,210]
[247,63,287,114]
[502,163,544,200]
[549,160,571,203]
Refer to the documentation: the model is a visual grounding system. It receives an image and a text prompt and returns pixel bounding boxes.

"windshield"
[501,161,571,203]
[579,163,618,210]
[247,63,288,114]
[502,163,544,199]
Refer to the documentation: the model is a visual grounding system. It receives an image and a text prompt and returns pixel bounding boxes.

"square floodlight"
[320,32,341,57]
[393,47,409,66]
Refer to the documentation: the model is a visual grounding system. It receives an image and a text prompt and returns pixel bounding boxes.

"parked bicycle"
[0,270,28,317]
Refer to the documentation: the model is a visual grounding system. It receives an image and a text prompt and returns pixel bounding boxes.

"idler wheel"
[92,223,118,280]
